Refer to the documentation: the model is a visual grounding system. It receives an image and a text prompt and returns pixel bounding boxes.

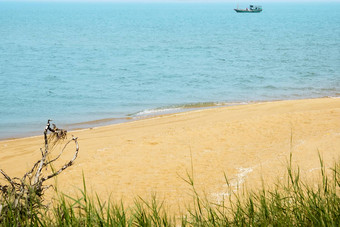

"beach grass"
[0,154,339,226]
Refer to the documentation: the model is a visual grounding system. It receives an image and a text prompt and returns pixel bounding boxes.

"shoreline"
[0,100,249,141]
[1,96,338,141]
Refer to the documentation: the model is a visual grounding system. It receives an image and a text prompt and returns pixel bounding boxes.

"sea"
[0,2,339,139]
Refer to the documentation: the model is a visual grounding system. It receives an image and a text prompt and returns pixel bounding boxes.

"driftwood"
[0,120,79,218]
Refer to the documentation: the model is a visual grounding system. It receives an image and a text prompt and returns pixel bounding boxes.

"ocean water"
[0,2,339,139]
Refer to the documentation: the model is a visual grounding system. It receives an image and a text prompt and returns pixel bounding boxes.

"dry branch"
[0,120,79,219]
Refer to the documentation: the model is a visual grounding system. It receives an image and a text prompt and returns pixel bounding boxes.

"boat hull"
[234,9,262,13]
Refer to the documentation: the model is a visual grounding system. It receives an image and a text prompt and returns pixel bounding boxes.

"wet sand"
[0,97,339,210]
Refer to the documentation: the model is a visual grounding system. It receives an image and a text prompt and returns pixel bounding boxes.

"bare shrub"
[0,120,79,222]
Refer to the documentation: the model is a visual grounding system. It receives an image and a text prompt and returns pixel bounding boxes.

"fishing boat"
[234,5,262,13]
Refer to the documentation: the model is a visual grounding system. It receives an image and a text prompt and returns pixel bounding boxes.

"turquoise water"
[0,2,339,139]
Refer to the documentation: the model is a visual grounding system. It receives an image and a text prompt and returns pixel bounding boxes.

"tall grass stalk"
[0,154,339,226]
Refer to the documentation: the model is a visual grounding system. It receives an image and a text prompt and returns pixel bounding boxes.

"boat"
[234,5,262,13]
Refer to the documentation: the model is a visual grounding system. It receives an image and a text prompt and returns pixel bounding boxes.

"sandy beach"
[0,97,339,210]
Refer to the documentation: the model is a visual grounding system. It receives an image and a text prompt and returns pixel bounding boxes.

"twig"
[41,136,79,183]
[0,120,79,218]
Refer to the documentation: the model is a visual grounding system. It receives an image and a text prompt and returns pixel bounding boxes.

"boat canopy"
[249,5,262,10]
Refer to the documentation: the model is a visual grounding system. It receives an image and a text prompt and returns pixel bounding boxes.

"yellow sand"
[0,98,339,209]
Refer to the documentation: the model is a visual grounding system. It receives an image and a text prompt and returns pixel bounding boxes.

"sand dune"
[1,98,339,210]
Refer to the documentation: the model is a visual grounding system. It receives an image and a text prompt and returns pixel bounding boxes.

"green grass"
[1,154,339,226]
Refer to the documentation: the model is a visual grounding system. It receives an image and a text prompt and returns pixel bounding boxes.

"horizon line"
[1,0,340,3]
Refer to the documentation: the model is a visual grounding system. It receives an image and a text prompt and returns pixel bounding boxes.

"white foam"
[134,107,182,116]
